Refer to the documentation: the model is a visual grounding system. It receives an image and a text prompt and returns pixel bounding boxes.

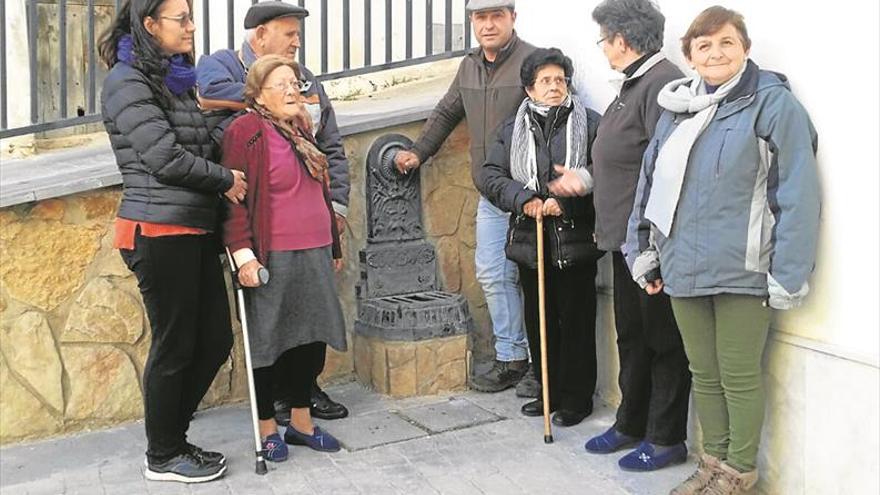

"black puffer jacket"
[478,101,603,269]
[101,63,233,231]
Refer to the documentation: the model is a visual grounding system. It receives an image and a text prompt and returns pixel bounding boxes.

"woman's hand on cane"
[542,198,562,217]
[238,259,265,287]
[523,197,544,219]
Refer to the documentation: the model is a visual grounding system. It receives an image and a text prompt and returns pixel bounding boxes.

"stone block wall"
[353,334,468,397]
[0,119,482,444]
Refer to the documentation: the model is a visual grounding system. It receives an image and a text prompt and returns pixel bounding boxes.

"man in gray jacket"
[394,0,535,393]
[195,1,350,423]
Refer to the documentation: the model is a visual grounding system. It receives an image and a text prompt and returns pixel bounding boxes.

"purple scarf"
[117,34,196,95]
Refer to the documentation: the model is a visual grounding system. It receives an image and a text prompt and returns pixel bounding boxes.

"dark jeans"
[612,251,691,445]
[120,232,233,463]
[256,342,325,420]
[518,259,598,413]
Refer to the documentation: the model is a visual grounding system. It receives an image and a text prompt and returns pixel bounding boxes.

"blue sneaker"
[284,425,341,452]
[585,427,642,454]
[262,433,289,462]
[618,441,688,472]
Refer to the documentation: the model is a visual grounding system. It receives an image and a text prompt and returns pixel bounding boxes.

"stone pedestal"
[353,134,472,397]
[354,333,467,397]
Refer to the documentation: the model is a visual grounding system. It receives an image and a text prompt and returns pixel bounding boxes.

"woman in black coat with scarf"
[478,48,603,427]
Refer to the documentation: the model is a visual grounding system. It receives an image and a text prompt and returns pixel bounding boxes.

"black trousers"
[518,259,598,413]
[612,251,691,445]
[121,232,233,463]
[255,342,325,420]
[273,343,326,404]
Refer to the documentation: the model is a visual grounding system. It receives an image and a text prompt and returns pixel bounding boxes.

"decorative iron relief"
[365,134,423,243]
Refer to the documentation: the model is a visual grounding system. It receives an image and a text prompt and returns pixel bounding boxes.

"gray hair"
[591,0,665,55]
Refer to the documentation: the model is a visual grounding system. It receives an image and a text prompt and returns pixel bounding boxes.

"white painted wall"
[1,0,36,151]
[514,2,879,493]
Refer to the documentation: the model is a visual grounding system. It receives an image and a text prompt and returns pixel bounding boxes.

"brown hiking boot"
[669,453,721,495]
[701,462,758,495]
[469,359,528,392]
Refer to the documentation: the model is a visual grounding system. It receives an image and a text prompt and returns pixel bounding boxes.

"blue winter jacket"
[623,60,820,299]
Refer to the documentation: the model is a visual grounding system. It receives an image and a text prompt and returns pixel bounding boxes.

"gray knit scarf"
[510,95,590,191]
[644,62,747,236]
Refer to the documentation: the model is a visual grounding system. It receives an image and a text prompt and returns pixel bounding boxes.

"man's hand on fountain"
[394,150,421,174]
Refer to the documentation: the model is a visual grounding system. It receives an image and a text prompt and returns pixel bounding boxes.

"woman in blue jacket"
[624,7,820,495]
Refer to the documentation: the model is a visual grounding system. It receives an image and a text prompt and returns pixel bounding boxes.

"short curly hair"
[591,0,665,55]
[520,48,574,88]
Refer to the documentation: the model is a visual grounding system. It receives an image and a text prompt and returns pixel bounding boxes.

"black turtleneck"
[530,103,572,140]
[622,50,659,78]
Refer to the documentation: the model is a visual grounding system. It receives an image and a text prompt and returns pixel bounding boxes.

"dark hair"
[681,6,751,60]
[520,48,574,88]
[591,0,665,55]
[98,0,194,95]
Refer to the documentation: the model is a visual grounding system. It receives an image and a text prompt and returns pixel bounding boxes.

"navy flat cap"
[244,1,309,29]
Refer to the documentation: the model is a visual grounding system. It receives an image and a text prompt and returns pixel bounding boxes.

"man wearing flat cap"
[196,0,351,424]
[393,0,537,395]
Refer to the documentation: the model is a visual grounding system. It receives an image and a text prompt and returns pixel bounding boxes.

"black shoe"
[551,409,591,427]
[520,399,557,417]
[144,452,226,483]
[515,364,540,398]
[186,443,225,465]
[469,359,529,393]
[310,386,349,420]
[274,399,292,427]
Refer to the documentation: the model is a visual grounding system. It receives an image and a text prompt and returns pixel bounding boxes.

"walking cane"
[225,248,271,475]
[536,215,553,444]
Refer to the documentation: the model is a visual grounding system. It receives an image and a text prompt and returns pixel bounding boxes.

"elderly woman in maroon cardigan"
[221,54,345,461]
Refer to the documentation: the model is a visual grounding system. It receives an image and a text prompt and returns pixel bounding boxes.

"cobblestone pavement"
[0,382,695,495]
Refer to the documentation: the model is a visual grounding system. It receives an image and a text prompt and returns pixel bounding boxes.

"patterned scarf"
[510,94,590,191]
[250,104,329,182]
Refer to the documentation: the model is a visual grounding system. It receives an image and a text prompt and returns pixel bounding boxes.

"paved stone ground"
[0,382,695,495]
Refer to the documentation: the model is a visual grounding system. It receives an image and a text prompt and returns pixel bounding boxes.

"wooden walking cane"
[536,215,553,444]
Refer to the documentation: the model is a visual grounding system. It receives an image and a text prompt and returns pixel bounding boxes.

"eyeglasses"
[160,13,194,27]
[263,79,302,92]
[535,76,571,87]
[596,36,607,47]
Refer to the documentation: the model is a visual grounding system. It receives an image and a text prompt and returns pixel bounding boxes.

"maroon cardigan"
[220,111,341,264]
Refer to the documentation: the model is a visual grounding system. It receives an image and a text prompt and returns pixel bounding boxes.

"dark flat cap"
[244,1,309,29]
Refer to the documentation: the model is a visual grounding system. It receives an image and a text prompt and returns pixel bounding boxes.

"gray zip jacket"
[623,61,820,300]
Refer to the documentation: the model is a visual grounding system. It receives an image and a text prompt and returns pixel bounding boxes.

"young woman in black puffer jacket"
[98,0,246,483]
[479,48,604,427]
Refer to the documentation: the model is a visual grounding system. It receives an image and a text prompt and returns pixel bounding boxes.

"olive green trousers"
[670,294,771,472]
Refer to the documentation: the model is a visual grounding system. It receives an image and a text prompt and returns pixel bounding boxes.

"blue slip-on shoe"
[618,441,688,472]
[585,427,642,454]
[262,433,289,462]
[284,425,341,453]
